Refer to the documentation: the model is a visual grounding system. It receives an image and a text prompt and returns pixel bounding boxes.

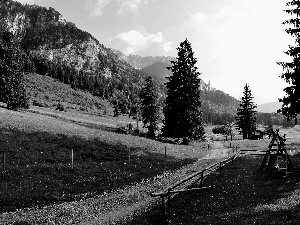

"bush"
[212,126,226,134]
[56,102,65,111]
[116,124,128,134]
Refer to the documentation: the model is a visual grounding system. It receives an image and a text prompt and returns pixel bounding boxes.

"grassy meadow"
[0,105,210,215]
[123,127,300,225]
[1,102,300,224]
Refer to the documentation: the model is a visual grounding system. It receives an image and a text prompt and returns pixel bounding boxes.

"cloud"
[190,12,208,23]
[16,0,34,4]
[116,29,166,55]
[85,0,148,17]
[163,42,173,53]
[117,0,148,15]
[85,0,112,17]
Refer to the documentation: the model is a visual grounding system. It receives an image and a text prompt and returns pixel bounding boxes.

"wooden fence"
[151,149,241,221]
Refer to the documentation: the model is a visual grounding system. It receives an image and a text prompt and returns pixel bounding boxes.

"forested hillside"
[0,0,242,124]
[0,0,152,114]
[201,90,240,124]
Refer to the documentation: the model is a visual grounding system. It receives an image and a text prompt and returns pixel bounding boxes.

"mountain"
[112,50,175,69]
[0,0,148,104]
[257,101,282,113]
[141,62,172,83]
[1,0,240,124]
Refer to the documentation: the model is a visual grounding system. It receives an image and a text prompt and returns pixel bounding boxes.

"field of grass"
[121,127,300,225]
[125,154,300,225]
[1,102,300,224]
[0,105,214,224]
[25,73,111,115]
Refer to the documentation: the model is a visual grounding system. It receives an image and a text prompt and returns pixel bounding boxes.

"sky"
[16,0,295,105]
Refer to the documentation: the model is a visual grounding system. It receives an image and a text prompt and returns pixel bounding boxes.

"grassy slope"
[24,73,111,115]
[0,106,211,222]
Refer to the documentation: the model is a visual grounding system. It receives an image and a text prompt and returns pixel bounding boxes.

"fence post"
[71,149,74,169]
[3,151,6,171]
[164,146,167,171]
[161,196,165,218]
[200,171,203,188]
[128,147,131,164]
[167,189,171,221]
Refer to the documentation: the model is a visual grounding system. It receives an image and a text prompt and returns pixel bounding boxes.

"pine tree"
[163,39,205,143]
[236,84,257,139]
[140,76,161,138]
[277,0,300,123]
[0,31,29,110]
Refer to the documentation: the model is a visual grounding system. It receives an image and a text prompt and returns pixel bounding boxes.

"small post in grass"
[167,189,171,221]
[164,146,167,170]
[2,151,6,171]
[128,147,131,164]
[71,148,74,169]
[200,171,203,188]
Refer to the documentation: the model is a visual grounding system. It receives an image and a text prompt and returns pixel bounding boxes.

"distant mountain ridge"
[112,50,175,69]
[257,101,282,113]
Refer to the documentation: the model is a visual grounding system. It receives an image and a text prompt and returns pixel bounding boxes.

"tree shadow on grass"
[0,127,196,213]
[125,155,300,225]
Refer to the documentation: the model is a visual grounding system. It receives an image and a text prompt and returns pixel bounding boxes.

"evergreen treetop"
[277,0,300,123]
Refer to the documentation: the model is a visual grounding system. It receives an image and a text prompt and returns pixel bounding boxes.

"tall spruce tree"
[0,31,29,110]
[277,0,300,123]
[163,39,205,143]
[140,76,161,138]
[236,84,257,139]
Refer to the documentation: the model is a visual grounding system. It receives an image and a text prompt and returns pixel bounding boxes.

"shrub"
[56,102,65,111]
[212,126,226,134]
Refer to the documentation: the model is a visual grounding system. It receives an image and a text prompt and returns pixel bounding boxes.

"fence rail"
[151,149,241,221]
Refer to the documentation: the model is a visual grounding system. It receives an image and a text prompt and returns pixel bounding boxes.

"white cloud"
[190,12,208,23]
[85,0,112,17]
[16,0,34,4]
[163,42,173,53]
[85,0,148,17]
[116,30,165,55]
[117,0,148,15]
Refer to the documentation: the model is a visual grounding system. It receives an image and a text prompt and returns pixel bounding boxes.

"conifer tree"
[236,84,257,139]
[140,76,161,138]
[277,0,300,123]
[163,39,205,143]
[0,31,29,110]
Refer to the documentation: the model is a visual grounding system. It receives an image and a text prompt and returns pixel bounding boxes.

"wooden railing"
[151,149,241,221]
